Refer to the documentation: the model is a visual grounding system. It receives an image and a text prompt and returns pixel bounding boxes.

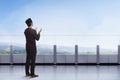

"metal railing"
[0,45,119,64]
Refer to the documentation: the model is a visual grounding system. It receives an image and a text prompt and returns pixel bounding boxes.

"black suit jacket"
[24,28,40,50]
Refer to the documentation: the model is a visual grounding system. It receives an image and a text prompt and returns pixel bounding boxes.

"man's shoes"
[31,74,39,78]
[26,74,31,77]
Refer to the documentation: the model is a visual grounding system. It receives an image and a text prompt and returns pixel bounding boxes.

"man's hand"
[38,28,42,34]
[36,27,42,34]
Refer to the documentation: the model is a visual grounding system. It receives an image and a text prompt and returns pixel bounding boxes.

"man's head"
[25,18,33,27]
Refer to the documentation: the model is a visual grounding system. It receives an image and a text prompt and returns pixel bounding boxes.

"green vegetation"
[14,50,26,54]
[0,51,9,54]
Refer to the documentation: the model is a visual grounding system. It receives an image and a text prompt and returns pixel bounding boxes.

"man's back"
[24,28,40,49]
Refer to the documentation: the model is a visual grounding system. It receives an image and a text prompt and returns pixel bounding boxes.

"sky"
[0,0,120,49]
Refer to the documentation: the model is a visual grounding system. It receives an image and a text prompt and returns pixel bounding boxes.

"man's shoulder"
[24,28,36,33]
[25,28,35,31]
[25,28,29,31]
[25,28,36,33]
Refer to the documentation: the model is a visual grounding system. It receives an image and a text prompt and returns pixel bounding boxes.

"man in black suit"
[24,18,42,78]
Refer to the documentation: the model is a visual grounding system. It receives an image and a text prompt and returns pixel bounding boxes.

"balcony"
[0,34,119,64]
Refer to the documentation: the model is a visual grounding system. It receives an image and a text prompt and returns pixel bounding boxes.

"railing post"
[54,45,57,65]
[118,45,120,64]
[96,45,100,65]
[10,45,13,65]
[75,45,78,64]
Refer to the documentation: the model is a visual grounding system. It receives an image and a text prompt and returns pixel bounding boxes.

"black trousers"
[25,48,36,75]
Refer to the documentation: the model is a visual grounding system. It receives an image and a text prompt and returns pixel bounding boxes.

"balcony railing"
[0,34,120,64]
[0,45,119,64]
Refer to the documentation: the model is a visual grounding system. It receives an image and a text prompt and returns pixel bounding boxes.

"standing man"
[24,18,42,78]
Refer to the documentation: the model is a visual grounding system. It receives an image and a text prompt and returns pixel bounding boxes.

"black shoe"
[31,74,39,78]
[26,74,31,77]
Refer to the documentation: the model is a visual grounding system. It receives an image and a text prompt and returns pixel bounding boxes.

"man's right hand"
[38,28,42,34]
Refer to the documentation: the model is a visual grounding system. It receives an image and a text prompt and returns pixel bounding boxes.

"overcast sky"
[0,0,120,49]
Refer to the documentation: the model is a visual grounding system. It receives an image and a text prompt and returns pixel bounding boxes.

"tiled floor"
[0,65,120,80]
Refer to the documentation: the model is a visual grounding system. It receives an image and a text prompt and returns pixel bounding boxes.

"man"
[24,18,42,78]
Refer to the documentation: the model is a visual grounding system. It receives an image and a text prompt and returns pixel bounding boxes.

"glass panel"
[78,46,96,55]
[13,46,26,54]
[0,44,10,54]
[55,36,75,55]
[100,46,117,55]
[54,35,78,46]
[57,45,74,55]
[37,45,53,55]
[36,35,54,55]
